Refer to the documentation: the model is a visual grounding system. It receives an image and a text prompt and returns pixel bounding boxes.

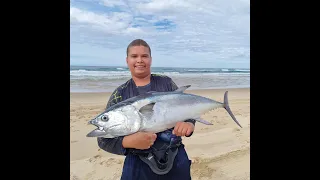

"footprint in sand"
[87,155,102,163]
[100,158,123,167]
[70,174,80,180]
[200,127,209,131]
[191,157,215,180]
[232,128,241,132]
[85,170,97,180]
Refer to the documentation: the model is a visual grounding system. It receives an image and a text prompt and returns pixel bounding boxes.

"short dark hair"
[126,39,151,56]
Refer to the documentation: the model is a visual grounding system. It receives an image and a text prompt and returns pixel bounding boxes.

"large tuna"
[86,85,242,138]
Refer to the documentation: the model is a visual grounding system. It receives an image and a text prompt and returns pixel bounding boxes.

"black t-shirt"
[137,83,151,95]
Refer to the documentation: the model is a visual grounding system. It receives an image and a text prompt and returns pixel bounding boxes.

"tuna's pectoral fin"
[139,102,156,112]
[139,102,156,119]
[194,118,213,125]
[175,85,191,93]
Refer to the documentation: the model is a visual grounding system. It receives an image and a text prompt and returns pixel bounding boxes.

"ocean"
[70,66,250,93]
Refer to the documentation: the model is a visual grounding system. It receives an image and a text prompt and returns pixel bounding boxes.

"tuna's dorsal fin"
[175,85,191,93]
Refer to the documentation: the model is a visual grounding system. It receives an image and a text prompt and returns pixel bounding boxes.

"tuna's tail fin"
[224,91,242,128]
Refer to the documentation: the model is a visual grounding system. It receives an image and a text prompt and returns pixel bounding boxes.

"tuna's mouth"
[87,120,106,133]
[86,123,121,137]
[88,119,121,131]
[89,121,105,131]
[92,124,121,132]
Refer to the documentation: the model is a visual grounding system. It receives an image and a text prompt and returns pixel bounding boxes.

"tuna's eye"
[101,115,108,121]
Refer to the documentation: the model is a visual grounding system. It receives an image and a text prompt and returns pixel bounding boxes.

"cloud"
[70,6,143,35]
[137,0,192,14]
[70,0,250,68]
[99,0,127,7]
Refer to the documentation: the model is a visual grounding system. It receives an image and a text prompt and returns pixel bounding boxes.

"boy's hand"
[122,132,157,150]
[173,122,195,137]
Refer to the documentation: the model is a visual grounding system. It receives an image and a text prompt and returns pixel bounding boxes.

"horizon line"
[70,64,250,69]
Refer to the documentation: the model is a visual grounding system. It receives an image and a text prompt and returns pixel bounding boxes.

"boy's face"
[126,45,152,78]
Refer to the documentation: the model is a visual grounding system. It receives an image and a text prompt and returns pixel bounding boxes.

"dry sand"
[70,88,250,180]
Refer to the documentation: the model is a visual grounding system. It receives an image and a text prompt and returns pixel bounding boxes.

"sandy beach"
[70,88,250,180]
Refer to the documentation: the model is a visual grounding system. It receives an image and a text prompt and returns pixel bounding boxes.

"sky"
[70,0,250,68]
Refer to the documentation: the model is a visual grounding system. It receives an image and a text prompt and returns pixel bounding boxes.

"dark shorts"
[120,146,192,180]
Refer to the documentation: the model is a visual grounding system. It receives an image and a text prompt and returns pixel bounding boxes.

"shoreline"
[70,87,250,95]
